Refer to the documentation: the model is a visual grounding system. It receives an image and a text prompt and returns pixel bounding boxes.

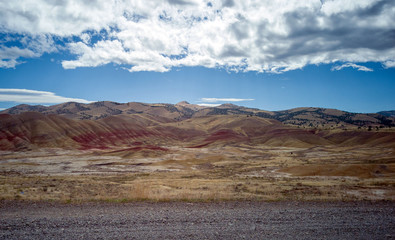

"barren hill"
[378,110,395,118]
[0,112,326,150]
[1,102,395,202]
[1,101,395,151]
[2,101,394,129]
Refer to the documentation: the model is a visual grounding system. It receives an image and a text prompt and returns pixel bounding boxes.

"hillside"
[1,101,395,150]
[270,107,395,129]
[2,101,394,129]
[0,112,328,150]
[1,102,395,202]
[378,110,395,118]
[1,101,197,121]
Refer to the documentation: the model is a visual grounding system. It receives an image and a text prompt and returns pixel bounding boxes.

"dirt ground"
[1,201,394,239]
[1,144,394,202]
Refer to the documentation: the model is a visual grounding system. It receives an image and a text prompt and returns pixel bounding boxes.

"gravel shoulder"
[1,201,394,239]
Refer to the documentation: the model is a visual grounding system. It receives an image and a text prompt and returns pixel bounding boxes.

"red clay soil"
[205,129,246,142]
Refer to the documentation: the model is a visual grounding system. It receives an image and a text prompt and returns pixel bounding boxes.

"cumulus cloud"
[0,46,36,68]
[0,0,394,72]
[0,89,92,104]
[200,98,254,102]
[331,63,373,72]
[0,34,57,68]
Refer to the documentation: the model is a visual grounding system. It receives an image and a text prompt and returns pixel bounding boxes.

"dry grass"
[1,173,394,202]
[1,145,395,202]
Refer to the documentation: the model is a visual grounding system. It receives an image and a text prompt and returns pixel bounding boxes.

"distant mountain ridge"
[2,101,394,129]
[378,110,395,118]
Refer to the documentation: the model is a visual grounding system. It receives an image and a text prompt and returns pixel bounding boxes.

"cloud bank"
[1,0,394,72]
[0,89,93,104]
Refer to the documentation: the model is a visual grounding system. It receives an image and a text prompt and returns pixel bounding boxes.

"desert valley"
[1,101,394,202]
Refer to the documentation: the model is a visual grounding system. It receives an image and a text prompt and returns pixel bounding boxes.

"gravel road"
[1,201,394,239]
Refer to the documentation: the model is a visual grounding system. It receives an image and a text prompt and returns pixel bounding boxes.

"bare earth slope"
[1,100,394,151]
[2,112,395,151]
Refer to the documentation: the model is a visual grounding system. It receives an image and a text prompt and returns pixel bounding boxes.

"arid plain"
[1,101,394,202]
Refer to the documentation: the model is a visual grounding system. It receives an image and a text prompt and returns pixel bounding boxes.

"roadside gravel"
[1,201,394,239]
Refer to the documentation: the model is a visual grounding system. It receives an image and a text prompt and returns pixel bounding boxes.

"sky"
[0,0,394,113]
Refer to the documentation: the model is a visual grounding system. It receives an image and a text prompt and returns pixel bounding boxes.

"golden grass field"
[1,144,394,202]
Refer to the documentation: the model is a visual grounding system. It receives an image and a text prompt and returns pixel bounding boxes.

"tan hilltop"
[2,100,394,127]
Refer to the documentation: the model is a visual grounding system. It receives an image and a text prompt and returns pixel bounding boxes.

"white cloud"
[0,89,93,104]
[1,0,394,72]
[331,63,373,72]
[200,98,255,102]
[198,97,254,107]
[0,59,19,68]
[0,0,118,36]
[80,33,91,44]
[0,34,57,68]
[197,103,221,107]
[0,46,37,68]
[320,0,378,16]
[383,60,395,68]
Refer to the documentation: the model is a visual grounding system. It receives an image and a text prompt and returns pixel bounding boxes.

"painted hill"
[0,112,324,150]
[1,101,395,151]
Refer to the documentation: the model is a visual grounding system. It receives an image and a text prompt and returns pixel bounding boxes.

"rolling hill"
[0,101,394,150]
[2,101,394,128]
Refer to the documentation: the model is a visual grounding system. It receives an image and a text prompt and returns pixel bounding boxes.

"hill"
[378,110,395,118]
[2,101,394,129]
[0,112,328,150]
[1,102,395,202]
[270,107,395,129]
[1,101,395,151]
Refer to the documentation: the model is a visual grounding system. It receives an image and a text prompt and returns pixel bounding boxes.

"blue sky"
[1,0,394,113]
